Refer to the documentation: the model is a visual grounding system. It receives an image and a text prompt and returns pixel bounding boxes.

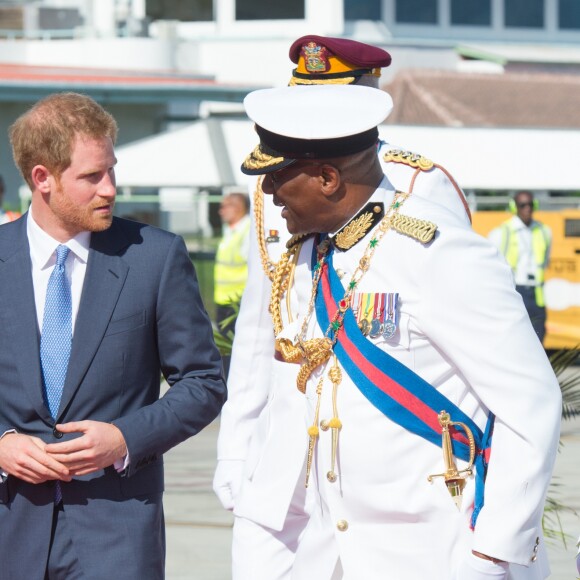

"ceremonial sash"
[313,244,494,527]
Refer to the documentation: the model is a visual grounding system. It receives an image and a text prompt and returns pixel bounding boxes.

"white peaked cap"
[244,85,393,140]
[241,85,393,175]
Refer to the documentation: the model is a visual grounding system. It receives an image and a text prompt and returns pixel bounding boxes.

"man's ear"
[31,165,52,194]
[319,164,341,197]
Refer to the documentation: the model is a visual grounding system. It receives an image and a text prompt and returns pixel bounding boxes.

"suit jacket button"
[336,519,349,532]
[53,428,63,439]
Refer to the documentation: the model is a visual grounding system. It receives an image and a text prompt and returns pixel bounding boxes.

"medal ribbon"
[314,243,493,527]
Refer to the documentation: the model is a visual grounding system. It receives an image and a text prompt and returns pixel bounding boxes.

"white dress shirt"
[27,207,90,331]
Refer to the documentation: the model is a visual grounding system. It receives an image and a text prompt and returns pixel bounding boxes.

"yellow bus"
[473,210,580,350]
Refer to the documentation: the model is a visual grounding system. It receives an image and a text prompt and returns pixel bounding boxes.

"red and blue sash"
[313,243,493,527]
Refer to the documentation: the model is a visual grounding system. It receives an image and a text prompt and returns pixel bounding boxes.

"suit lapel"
[57,221,130,419]
[0,217,52,423]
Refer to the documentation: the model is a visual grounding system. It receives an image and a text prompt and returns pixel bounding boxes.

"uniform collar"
[328,177,390,251]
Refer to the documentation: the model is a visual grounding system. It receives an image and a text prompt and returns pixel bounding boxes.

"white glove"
[212,459,245,511]
[454,553,509,580]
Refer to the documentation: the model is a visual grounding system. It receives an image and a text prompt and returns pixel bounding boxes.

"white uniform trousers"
[290,487,342,580]
[232,463,311,580]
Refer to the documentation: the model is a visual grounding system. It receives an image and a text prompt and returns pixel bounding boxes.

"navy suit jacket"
[0,215,226,580]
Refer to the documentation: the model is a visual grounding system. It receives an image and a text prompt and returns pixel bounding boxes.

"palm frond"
[212,299,241,356]
[549,347,580,420]
[543,479,577,547]
[543,347,580,546]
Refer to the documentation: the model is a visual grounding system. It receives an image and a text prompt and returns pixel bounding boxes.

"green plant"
[212,301,240,356]
[550,348,580,420]
[543,348,580,545]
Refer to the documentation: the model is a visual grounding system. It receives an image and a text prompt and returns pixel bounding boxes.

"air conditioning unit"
[36,7,83,31]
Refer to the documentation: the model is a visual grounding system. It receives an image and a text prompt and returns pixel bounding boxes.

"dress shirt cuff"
[0,429,17,482]
[114,451,130,473]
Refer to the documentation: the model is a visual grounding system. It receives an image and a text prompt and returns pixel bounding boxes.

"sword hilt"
[427,410,476,509]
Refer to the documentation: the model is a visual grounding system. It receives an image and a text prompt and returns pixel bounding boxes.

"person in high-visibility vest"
[214,192,251,339]
[0,175,21,225]
[488,191,552,344]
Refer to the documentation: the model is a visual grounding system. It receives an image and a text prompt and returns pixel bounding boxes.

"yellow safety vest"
[500,220,550,307]
[214,219,251,306]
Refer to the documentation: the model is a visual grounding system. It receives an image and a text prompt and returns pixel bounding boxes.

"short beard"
[52,182,114,235]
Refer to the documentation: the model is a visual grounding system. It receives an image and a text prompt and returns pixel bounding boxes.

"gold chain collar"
[270,191,410,394]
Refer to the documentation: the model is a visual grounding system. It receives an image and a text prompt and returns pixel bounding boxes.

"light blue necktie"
[40,245,71,504]
[40,245,72,421]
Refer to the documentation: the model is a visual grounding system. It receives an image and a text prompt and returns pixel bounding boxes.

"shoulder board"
[383,148,434,171]
[392,214,437,244]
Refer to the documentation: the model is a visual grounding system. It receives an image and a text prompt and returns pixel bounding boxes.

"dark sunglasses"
[269,162,322,184]
[517,202,534,209]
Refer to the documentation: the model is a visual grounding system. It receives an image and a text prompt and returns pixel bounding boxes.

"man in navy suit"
[0,92,226,579]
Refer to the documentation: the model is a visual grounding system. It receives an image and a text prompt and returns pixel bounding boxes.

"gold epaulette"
[383,148,434,171]
[392,214,437,244]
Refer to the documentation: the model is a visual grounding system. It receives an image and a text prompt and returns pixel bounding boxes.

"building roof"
[114,118,580,191]
[0,62,261,103]
[383,69,580,129]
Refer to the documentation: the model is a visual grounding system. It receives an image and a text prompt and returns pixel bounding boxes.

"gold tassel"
[326,356,342,483]
[305,378,324,487]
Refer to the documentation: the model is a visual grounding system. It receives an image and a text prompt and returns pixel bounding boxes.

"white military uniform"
[220,177,560,579]
[213,156,558,579]
[290,180,559,578]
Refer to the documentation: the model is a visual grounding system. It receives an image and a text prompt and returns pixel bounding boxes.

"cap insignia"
[392,213,437,244]
[301,42,330,73]
[383,148,434,171]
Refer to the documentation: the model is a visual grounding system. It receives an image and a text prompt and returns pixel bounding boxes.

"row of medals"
[353,292,399,340]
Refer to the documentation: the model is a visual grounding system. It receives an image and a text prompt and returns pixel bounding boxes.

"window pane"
[236,0,304,20]
[559,0,580,29]
[146,0,213,22]
[451,0,491,26]
[505,0,543,28]
[345,0,381,20]
[395,0,438,24]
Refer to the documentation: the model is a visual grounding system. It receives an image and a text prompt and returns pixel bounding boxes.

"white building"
[1,0,579,226]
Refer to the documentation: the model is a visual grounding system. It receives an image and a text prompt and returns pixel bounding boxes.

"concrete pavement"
[163,416,580,580]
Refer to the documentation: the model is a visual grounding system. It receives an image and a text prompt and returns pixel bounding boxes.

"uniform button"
[320,420,329,431]
[53,428,63,439]
[531,555,537,562]
[336,519,348,532]
[533,544,539,553]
